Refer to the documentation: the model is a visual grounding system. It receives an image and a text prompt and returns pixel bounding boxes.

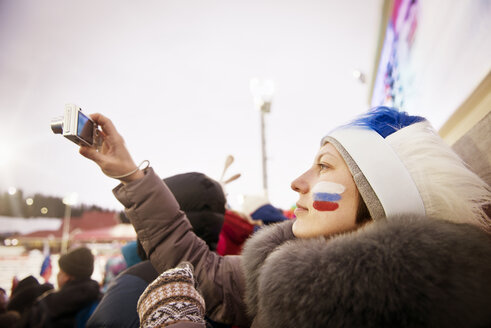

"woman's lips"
[294,203,308,215]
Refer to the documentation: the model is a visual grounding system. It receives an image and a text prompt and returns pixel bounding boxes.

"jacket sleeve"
[113,168,250,327]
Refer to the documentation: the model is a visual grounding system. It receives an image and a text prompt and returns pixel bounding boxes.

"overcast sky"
[2,0,488,215]
[0,0,386,213]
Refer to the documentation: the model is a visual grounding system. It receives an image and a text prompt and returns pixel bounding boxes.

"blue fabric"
[121,241,142,268]
[251,204,289,233]
[343,106,426,138]
[251,204,289,224]
[87,273,148,328]
[75,300,99,328]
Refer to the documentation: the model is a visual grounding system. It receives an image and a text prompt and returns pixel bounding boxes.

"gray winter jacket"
[242,214,491,327]
[115,168,491,328]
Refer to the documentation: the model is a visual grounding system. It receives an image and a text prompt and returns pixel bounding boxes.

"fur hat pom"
[386,120,491,231]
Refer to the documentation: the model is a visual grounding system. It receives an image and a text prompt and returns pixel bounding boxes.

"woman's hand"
[79,113,144,184]
[137,262,206,327]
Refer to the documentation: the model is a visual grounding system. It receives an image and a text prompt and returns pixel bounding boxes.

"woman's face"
[291,142,360,238]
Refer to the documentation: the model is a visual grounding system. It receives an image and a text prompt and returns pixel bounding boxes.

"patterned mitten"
[137,262,206,327]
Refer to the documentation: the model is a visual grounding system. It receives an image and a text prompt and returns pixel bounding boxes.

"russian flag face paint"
[312,181,346,211]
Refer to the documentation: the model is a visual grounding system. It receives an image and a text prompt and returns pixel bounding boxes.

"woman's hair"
[356,194,370,225]
[323,107,491,232]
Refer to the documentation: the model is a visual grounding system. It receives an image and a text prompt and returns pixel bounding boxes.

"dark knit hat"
[163,172,226,251]
[7,276,53,313]
[58,246,94,279]
[164,172,226,214]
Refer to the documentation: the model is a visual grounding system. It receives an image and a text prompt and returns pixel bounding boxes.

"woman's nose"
[291,170,311,194]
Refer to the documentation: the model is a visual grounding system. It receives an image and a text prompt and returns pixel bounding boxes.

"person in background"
[88,260,156,328]
[242,195,289,233]
[216,210,256,256]
[216,198,288,256]
[121,240,143,268]
[6,275,53,321]
[0,287,21,328]
[18,246,101,327]
[87,172,230,328]
[100,254,127,293]
[78,107,491,327]
[0,288,8,312]
[98,240,144,295]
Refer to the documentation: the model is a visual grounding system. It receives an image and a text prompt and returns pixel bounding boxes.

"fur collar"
[242,216,491,328]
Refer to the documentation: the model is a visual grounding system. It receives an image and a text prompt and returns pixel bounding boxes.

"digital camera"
[51,104,102,148]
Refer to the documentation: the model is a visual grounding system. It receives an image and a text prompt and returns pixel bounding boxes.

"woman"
[79,107,491,327]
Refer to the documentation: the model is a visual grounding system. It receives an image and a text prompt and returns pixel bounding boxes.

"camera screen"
[77,111,94,145]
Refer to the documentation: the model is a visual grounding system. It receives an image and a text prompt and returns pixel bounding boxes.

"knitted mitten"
[137,262,206,328]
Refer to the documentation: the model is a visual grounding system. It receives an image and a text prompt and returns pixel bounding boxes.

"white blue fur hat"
[322,107,491,232]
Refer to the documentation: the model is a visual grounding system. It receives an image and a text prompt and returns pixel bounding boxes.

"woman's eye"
[318,163,330,171]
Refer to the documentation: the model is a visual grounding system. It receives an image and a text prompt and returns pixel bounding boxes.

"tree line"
[0,189,129,223]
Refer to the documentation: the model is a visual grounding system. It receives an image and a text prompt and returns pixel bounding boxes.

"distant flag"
[11,276,19,293]
[40,240,52,283]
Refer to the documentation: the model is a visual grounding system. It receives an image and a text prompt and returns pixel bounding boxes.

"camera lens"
[50,117,64,134]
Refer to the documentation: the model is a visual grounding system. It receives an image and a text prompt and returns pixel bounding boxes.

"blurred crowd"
[0,171,292,328]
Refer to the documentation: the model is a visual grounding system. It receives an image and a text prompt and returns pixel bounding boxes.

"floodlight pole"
[61,204,71,254]
[250,78,274,199]
[260,101,271,198]
[61,192,77,254]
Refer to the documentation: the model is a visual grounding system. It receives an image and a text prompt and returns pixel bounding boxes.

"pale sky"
[0,0,488,213]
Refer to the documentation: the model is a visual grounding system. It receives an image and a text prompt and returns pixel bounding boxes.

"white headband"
[324,127,426,218]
